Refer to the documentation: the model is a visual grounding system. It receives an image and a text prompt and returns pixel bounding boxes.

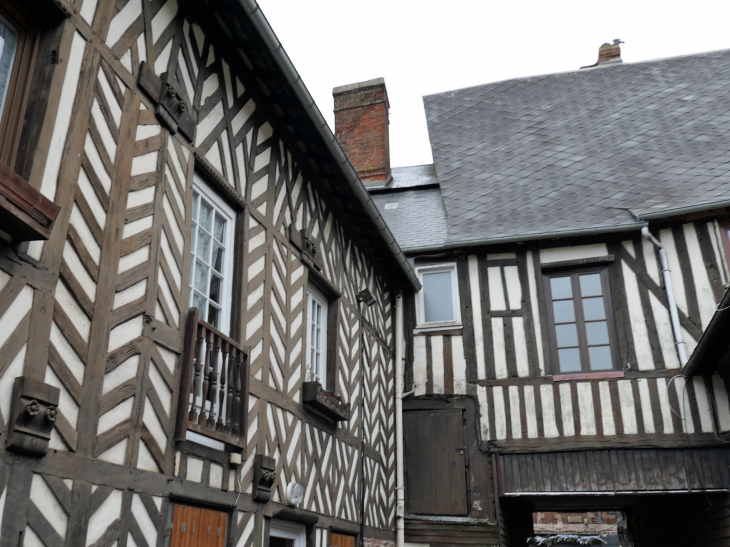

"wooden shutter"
[169,504,228,547]
[331,533,356,547]
[404,409,468,515]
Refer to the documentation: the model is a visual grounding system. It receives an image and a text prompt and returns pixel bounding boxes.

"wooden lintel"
[0,161,59,241]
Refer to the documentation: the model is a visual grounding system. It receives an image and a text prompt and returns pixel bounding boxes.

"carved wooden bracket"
[289,225,323,271]
[137,62,196,143]
[302,381,351,422]
[253,454,277,502]
[6,376,60,456]
[0,162,59,241]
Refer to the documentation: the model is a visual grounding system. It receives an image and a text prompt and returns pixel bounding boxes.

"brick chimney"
[582,39,623,69]
[333,78,391,185]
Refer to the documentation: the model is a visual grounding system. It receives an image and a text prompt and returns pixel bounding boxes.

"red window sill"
[552,370,625,382]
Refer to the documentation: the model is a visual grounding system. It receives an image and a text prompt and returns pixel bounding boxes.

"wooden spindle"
[226,347,235,434]
[200,328,213,425]
[217,340,228,431]
[188,322,206,423]
[232,349,243,437]
[207,334,221,428]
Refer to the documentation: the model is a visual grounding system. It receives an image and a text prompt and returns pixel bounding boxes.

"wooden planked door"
[403,409,468,515]
[331,533,356,547]
[169,503,228,547]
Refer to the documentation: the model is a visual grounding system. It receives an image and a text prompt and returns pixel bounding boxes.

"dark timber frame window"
[543,266,619,374]
[305,270,340,393]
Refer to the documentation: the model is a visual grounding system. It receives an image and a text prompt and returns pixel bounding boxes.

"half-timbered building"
[0,1,421,547]
[341,43,730,546]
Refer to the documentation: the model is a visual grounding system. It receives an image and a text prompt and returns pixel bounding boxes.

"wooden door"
[169,504,228,547]
[331,533,356,547]
[403,409,468,515]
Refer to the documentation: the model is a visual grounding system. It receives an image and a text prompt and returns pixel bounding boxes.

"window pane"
[193,261,208,294]
[209,274,222,303]
[589,346,613,370]
[192,192,199,220]
[197,229,211,264]
[552,300,576,323]
[211,243,224,272]
[550,276,573,300]
[422,271,454,323]
[214,212,226,242]
[199,199,213,231]
[208,304,220,328]
[192,291,206,313]
[558,348,582,372]
[0,16,19,125]
[555,323,579,348]
[582,297,606,321]
[579,273,602,297]
[585,321,610,345]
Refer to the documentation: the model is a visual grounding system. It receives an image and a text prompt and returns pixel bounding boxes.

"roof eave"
[236,0,421,292]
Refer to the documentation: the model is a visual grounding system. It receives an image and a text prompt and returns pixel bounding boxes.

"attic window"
[415,263,462,330]
[384,202,398,210]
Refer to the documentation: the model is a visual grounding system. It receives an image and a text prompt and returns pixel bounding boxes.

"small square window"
[543,267,619,374]
[189,172,236,335]
[306,285,328,385]
[415,263,461,328]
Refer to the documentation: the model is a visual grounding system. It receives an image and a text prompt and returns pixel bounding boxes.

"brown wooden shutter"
[331,532,356,547]
[169,504,228,547]
[404,409,468,515]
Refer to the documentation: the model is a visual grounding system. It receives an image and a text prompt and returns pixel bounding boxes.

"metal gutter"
[402,222,647,254]
[637,199,730,220]
[237,0,421,291]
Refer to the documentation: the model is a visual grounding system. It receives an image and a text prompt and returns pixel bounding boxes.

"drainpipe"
[642,227,688,366]
[394,293,405,547]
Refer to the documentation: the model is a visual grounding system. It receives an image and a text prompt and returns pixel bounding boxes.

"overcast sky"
[256,0,730,168]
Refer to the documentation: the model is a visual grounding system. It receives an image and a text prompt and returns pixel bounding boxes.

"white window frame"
[415,263,462,330]
[269,520,306,547]
[306,284,328,386]
[189,172,236,336]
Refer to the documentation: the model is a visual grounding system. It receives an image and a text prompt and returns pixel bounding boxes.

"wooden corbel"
[288,225,324,271]
[137,62,196,143]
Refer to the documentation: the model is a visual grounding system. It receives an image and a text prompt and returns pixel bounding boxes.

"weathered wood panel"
[499,447,730,495]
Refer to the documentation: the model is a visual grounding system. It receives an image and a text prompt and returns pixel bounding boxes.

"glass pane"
[315,301,321,325]
[197,229,211,264]
[211,243,224,272]
[193,260,208,294]
[589,346,613,370]
[558,348,582,372]
[192,191,199,220]
[582,297,606,321]
[192,291,206,313]
[555,323,579,348]
[422,271,454,323]
[550,276,573,300]
[552,300,575,323]
[199,199,213,231]
[214,212,226,243]
[585,321,610,345]
[209,274,221,303]
[0,16,19,126]
[208,304,220,328]
[579,273,603,297]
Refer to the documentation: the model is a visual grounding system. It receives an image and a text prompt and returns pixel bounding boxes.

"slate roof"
[386,164,439,189]
[370,187,448,250]
[419,48,730,247]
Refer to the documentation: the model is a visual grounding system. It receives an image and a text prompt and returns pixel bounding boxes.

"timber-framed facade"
[0,1,420,547]
[353,44,730,546]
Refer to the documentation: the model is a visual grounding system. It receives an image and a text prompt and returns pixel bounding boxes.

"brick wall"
[333,78,390,184]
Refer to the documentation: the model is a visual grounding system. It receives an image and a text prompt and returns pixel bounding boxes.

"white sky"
[256,0,730,168]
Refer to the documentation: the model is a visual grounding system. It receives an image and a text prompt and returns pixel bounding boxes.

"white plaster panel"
[539,244,609,264]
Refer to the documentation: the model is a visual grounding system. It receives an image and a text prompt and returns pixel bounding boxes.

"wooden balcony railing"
[175,308,250,449]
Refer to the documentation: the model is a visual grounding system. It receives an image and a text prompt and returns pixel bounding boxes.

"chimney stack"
[582,39,623,69]
[333,78,391,185]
